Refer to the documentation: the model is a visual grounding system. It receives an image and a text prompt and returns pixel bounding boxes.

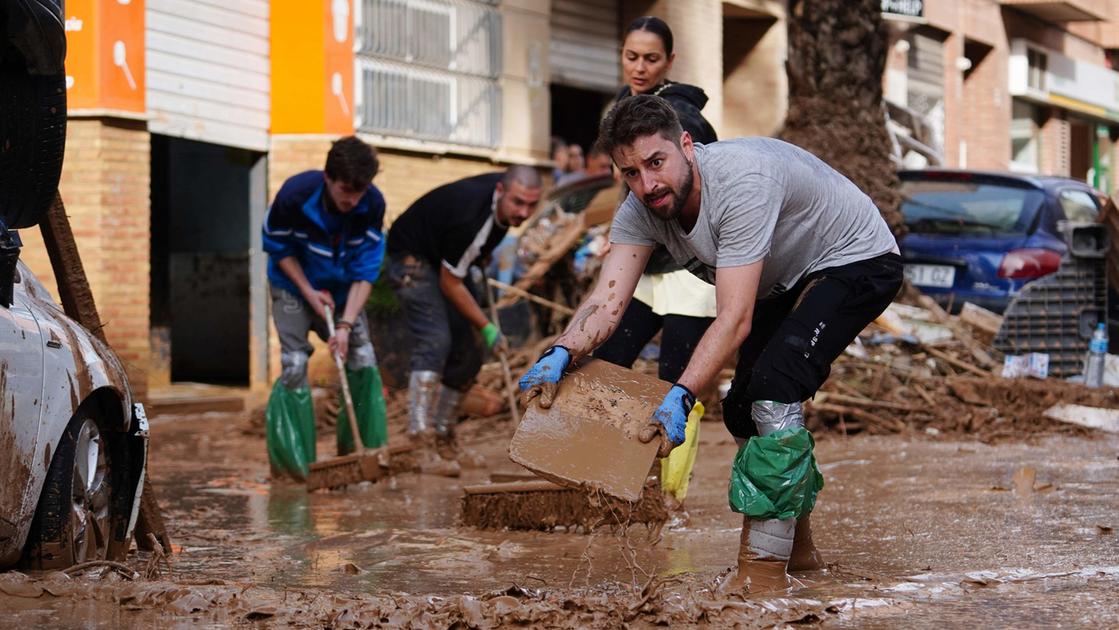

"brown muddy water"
[2,411,1118,628]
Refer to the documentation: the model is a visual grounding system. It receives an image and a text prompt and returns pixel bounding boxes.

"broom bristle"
[307,455,366,491]
[461,484,668,532]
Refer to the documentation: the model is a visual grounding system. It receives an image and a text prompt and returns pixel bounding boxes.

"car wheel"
[0,51,66,229]
[23,410,114,569]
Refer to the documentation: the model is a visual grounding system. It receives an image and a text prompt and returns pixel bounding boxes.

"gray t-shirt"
[610,138,898,298]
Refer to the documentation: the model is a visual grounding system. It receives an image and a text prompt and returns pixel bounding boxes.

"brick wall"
[959,40,1011,170]
[1039,109,1071,177]
[19,118,152,397]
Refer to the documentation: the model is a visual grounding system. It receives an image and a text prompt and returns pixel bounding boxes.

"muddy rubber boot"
[722,514,794,595]
[407,370,440,440]
[788,514,825,572]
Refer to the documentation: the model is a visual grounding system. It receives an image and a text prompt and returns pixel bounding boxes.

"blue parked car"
[899,169,1107,314]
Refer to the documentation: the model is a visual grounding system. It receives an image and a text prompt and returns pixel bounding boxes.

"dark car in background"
[899,169,1106,314]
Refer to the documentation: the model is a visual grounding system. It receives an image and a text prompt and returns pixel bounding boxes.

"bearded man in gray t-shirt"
[519,95,903,593]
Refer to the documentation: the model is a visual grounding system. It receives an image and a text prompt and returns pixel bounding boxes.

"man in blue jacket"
[261,136,387,480]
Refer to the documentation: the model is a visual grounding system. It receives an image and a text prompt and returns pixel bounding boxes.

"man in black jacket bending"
[387,166,542,440]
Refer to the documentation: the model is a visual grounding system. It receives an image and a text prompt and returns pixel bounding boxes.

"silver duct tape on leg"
[433,385,463,437]
[280,351,310,389]
[408,370,440,435]
[752,400,804,437]
[747,517,796,560]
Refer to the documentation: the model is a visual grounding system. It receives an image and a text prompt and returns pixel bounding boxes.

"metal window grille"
[355,0,502,149]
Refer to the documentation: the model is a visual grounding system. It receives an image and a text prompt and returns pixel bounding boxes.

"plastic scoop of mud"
[509,359,670,502]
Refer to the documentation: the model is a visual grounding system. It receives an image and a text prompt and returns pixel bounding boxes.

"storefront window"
[1010,100,1040,173]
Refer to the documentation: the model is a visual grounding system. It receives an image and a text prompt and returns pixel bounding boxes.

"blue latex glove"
[518,345,571,408]
[644,384,697,452]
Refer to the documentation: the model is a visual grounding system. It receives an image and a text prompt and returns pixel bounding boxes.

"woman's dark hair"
[624,16,673,55]
[595,94,683,156]
[325,136,379,187]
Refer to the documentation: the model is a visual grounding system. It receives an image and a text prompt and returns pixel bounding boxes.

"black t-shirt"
[387,172,508,278]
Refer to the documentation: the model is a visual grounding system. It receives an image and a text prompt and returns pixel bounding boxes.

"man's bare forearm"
[554,291,629,359]
[342,281,372,323]
[276,257,315,297]
[553,243,650,359]
[676,313,750,393]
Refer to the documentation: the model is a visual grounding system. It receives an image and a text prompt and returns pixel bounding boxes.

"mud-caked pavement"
[2,407,1118,628]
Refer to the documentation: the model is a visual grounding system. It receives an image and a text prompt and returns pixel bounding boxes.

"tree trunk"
[779,0,904,238]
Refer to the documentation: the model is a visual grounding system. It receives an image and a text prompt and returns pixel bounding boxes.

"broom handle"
[325,305,365,452]
[484,273,520,424]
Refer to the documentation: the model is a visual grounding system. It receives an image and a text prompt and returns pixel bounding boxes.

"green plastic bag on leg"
[728,427,824,520]
[265,381,316,481]
[336,366,388,454]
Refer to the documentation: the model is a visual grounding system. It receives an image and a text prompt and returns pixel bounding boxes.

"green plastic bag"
[265,381,316,481]
[728,427,824,520]
[336,366,388,454]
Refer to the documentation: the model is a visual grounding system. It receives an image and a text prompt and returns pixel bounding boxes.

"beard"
[642,158,694,221]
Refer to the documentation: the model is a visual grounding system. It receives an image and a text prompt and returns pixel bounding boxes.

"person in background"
[551,136,570,182]
[386,167,543,443]
[566,143,586,177]
[261,136,388,481]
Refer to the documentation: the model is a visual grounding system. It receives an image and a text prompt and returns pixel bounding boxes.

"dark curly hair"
[325,136,379,187]
[595,94,683,156]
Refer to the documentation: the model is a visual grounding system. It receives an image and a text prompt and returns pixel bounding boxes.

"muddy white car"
[0,254,148,569]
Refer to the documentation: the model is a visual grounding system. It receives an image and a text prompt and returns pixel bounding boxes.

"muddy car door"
[0,265,45,559]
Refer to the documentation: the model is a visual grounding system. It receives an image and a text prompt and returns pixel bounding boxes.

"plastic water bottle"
[1084,323,1108,388]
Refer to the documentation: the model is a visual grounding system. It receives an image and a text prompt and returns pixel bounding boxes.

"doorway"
[150,135,265,385]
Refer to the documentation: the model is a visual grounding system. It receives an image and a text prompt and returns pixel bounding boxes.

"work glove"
[518,345,571,409]
[481,321,507,354]
[640,384,696,457]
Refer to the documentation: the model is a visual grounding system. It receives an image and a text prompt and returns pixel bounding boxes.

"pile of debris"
[807,296,1119,441]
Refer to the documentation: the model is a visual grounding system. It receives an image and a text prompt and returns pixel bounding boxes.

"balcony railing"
[355,0,503,149]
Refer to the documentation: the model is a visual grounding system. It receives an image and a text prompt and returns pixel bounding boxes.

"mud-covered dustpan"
[509,359,670,502]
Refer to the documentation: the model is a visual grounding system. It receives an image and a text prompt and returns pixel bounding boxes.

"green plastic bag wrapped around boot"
[336,366,388,455]
[265,381,316,481]
[729,427,824,521]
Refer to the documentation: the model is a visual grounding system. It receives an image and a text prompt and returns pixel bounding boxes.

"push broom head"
[460,479,668,532]
[306,445,420,491]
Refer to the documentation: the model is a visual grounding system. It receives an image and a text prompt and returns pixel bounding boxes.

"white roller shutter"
[549,0,619,92]
[146,0,270,151]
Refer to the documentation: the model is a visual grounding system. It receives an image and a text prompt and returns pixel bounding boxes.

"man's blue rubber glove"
[518,345,571,409]
[641,384,696,457]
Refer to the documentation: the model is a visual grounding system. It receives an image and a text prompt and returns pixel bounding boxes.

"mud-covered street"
[1,407,1117,628]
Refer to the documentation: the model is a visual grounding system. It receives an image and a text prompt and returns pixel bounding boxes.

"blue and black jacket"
[262,170,386,307]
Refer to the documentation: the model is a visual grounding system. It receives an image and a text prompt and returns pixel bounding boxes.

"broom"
[307,306,390,491]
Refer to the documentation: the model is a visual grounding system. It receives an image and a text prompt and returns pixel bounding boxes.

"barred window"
[355,0,503,149]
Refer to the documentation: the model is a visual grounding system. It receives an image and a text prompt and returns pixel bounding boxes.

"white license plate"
[905,264,955,289]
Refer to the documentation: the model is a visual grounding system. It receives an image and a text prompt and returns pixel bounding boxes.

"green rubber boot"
[336,366,388,455]
[265,381,316,481]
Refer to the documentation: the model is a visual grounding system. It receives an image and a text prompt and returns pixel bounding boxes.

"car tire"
[22,409,115,569]
[0,51,66,230]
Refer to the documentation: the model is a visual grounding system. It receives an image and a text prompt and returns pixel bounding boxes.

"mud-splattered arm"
[554,243,651,360]
[675,261,762,395]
